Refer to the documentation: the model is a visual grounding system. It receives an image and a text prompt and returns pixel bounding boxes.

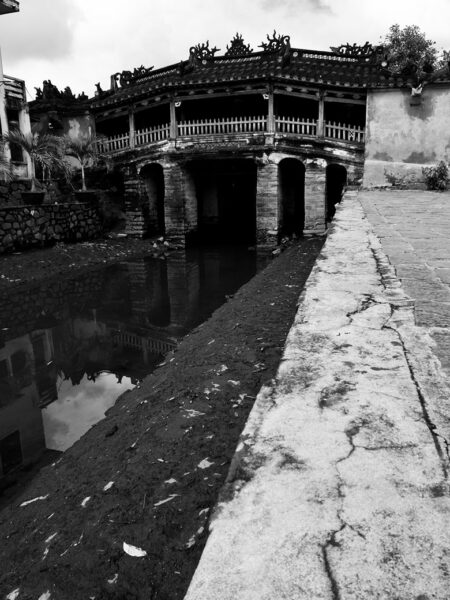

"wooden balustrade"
[98,116,365,153]
[97,132,130,153]
[135,123,170,145]
[325,121,365,143]
[178,116,267,136]
[275,116,317,136]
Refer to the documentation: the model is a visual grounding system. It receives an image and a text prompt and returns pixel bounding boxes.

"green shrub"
[422,161,449,190]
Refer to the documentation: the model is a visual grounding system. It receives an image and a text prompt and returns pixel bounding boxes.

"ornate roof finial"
[330,41,383,60]
[225,33,253,57]
[259,30,290,53]
[189,40,220,62]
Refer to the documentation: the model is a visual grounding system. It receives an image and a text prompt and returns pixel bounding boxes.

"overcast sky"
[0,0,449,101]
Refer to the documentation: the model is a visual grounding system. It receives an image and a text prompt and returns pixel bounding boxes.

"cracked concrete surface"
[184,192,450,600]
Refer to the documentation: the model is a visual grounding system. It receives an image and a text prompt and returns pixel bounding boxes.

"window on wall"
[7,109,23,162]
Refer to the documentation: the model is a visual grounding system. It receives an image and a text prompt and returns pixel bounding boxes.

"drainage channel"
[0,238,323,600]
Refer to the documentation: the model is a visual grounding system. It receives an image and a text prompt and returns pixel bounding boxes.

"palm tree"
[3,129,63,192]
[63,134,102,192]
[0,142,12,182]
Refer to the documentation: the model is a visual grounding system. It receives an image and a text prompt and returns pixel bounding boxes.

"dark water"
[0,246,270,502]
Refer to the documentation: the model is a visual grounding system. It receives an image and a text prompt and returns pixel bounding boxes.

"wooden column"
[129,107,135,149]
[317,92,325,138]
[267,90,275,134]
[169,100,177,140]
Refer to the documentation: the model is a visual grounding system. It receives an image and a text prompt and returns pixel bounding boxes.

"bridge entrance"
[190,159,257,244]
[278,158,305,237]
[326,164,347,222]
[140,163,165,235]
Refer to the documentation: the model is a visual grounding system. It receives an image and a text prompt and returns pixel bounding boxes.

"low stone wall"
[0,204,103,254]
[0,179,72,207]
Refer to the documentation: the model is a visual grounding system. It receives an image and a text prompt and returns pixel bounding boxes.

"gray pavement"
[184,192,450,599]
[360,190,450,377]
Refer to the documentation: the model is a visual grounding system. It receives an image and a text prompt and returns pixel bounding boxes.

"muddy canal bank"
[0,237,167,292]
[0,237,323,600]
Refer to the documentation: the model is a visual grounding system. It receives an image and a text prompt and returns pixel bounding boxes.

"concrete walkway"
[360,190,450,378]
[184,191,450,599]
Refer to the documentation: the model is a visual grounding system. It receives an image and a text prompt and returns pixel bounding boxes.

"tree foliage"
[3,130,64,191]
[63,134,103,191]
[382,24,439,79]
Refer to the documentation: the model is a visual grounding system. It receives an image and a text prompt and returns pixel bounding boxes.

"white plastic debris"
[6,588,20,600]
[81,496,91,508]
[198,458,214,470]
[153,494,179,507]
[20,494,49,507]
[184,409,205,418]
[107,573,119,585]
[165,478,177,484]
[103,481,114,491]
[123,542,147,557]
[38,592,51,600]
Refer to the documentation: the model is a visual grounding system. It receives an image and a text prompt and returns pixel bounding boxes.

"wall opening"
[324,102,366,128]
[179,95,267,122]
[135,104,170,130]
[275,94,318,120]
[278,158,305,237]
[191,159,257,244]
[95,114,128,137]
[140,163,165,235]
[326,164,347,222]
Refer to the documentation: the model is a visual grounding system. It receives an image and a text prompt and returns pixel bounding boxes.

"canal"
[0,245,270,508]
[0,237,324,600]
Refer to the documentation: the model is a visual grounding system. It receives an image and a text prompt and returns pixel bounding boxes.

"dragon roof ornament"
[259,31,291,54]
[225,33,253,57]
[330,42,384,61]
[189,40,220,62]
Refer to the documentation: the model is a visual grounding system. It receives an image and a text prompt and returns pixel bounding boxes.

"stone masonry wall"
[0,204,102,254]
[0,179,71,208]
[304,159,326,234]
[163,161,186,243]
[256,160,279,245]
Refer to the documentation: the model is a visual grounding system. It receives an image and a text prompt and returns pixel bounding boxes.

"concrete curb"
[184,192,450,600]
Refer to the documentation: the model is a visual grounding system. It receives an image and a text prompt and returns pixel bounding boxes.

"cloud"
[257,0,333,14]
[42,373,134,451]
[0,0,82,64]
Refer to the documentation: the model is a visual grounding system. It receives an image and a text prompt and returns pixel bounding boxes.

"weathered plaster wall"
[364,86,450,187]
[0,204,102,254]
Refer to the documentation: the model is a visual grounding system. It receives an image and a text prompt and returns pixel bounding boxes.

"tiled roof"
[90,47,450,110]
[0,0,19,15]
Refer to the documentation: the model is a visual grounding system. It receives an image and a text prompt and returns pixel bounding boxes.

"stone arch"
[139,162,165,235]
[278,157,305,237]
[326,163,347,222]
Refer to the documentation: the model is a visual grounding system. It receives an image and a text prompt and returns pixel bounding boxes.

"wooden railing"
[98,116,365,153]
[97,132,130,153]
[276,116,317,136]
[178,116,267,136]
[136,123,170,145]
[325,121,365,143]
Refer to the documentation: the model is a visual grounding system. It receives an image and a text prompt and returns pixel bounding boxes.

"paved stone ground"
[183,192,450,599]
[360,190,450,378]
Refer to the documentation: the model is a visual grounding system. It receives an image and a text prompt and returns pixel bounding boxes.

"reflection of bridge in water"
[0,246,265,497]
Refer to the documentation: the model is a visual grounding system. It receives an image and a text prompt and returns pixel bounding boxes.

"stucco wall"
[364,85,450,187]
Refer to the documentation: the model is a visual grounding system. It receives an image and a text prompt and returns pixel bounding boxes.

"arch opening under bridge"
[278,158,305,238]
[140,163,165,236]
